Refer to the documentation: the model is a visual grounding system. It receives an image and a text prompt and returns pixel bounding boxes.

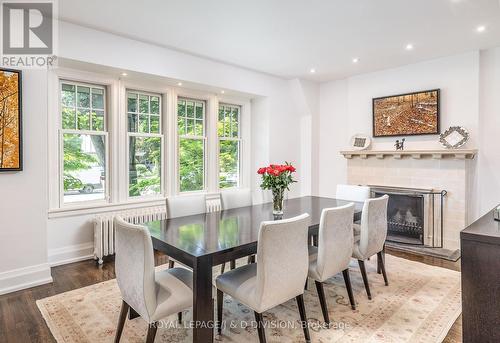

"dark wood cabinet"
[460,206,500,343]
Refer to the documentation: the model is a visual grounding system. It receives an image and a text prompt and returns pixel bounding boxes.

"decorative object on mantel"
[0,68,22,172]
[394,138,406,151]
[340,149,477,160]
[439,126,469,149]
[494,206,500,222]
[373,89,440,137]
[350,133,371,150]
[257,163,296,216]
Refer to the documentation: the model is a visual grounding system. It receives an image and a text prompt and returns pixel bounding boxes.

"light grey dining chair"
[219,188,254,273]
[216,214,311,343]
[336,184,371,202]
[166,194,218,268]
[113,216,193,343]
[307,203,356,325]
[352,195,389,300]
[221,188,252,209]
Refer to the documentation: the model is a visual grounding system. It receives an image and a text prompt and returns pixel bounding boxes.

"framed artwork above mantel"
[0,68,22,172]
[372,89,440,137]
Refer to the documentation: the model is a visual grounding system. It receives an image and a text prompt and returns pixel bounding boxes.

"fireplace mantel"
[340,149,477,160]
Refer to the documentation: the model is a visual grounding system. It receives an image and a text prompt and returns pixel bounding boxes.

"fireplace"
[370,185,446,247]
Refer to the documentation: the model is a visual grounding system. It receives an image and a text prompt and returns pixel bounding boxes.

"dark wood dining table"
[143,196,363,343]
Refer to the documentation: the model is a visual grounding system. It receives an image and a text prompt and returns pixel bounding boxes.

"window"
[177,98,205,192]
[218,103,241,188]
[60,81,107,204]
[127,91,162,197]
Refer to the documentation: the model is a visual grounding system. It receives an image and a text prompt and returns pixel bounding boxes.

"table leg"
[193,255,214,343]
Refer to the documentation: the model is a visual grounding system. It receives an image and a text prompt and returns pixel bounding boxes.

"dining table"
[143,196,363,343]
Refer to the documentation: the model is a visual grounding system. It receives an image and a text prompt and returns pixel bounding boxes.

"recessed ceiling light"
[221,90,225,94]
[352,58,359,63]
[405,44,414,51]
[476,25,486,33]
[121,72,128,76]
[310,68,316,74]
[177,82,182,86]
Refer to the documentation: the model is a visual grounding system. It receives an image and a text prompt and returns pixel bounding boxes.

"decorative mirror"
[350,134,371,151]
[439,126,469,149]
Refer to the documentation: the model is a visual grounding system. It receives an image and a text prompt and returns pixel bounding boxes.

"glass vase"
[272,188,285,216]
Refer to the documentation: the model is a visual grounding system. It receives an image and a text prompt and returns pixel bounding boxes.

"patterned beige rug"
[37,255,461,343]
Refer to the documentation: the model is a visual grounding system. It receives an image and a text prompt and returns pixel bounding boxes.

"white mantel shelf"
[340,149,478,160]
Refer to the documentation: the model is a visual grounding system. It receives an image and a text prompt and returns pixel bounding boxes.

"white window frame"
[176,96,208,194]
[47,68,251,218]
[58,80,110,208]
[218,103,242,189]
[126,89,165,200]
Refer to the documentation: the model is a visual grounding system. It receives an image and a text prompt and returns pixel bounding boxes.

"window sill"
[48,197,167,219]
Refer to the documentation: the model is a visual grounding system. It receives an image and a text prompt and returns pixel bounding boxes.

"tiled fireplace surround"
[347,157,474,250]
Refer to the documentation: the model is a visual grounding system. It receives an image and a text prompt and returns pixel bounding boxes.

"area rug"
[37,255,461,342]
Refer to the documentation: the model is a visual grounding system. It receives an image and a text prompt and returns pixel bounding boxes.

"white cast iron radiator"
[93,206,167,264]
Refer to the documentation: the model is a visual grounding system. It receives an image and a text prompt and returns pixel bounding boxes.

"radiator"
[93,206,167,264]
[205,193,222,212]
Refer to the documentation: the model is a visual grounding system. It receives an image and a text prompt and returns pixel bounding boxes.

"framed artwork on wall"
[372,89,440,137]
[0,68,22,171]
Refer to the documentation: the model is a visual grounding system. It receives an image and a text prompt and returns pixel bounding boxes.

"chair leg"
[230,260,236,270]
[220,263,225,274]
[146,323,158,343]
[217,289,224,335]
[314,281,330,325]
[168,260,175,268]
[304,278,308,291]
[254,311,267,343]
[358,260,372,300]
[178,311,182,323]
[377,255,382,274]
[296,294,311,342]
[114,300,129,343]
[377,251,389,286]
[342,269,356,310]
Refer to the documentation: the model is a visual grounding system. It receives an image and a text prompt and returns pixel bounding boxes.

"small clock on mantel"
[350,134,371,151]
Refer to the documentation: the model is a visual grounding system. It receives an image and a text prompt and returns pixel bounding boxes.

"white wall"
[0,70,52,294]
[477,47,500,216]
[317,49,500,222]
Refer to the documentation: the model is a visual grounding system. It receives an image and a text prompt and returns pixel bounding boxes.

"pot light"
[352,58,359,63]
[405,44,414,51]
[177,82,183,86]
[121,72,128,76]
[221,90,225,94]
[309,68,316,74]
[476,25,486,33]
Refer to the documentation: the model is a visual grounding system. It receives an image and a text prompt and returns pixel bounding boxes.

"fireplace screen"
[374,191,425,245]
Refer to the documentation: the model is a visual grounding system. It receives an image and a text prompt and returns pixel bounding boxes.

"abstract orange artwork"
[373,89,440,137]
[0,69,22,171]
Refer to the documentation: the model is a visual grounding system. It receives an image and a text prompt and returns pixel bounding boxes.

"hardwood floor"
[0,250,461,343]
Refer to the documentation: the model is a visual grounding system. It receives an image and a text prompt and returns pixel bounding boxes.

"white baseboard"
[0,263,53,295]
[48,242,94,267]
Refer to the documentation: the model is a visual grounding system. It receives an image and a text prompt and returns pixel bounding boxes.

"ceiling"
[59,0,500,82]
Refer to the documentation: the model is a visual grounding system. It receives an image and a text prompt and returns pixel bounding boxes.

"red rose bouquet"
[257,162,297,215]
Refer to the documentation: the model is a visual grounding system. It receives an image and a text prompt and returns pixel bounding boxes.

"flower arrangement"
[257,162,297,215]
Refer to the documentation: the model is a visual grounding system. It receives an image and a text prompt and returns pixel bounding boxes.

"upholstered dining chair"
[219,188,253,273]
[221,188,252,210]
[336,184,371,202]
[113,217,193,343]
[307,203,356,325]
[352,195,389,300]
[166,194,216,268]
[216,214,311,343]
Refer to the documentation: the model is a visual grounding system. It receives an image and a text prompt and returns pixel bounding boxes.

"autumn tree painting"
[0,69,22,171]
[373,89,440,137]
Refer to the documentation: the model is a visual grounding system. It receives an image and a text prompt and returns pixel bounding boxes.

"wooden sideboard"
[460,206,500,342]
